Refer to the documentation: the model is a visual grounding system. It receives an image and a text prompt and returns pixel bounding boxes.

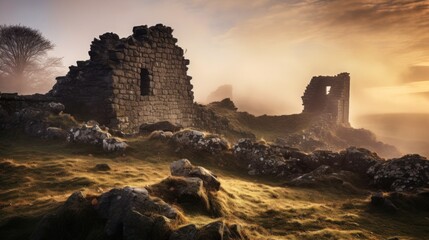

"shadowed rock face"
[170,159,221,191]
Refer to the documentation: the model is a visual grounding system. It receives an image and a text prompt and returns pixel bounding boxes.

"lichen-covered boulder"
[170,159,220,191]
[232,139,307,177]
[68,124,111,145]
[68,124,127,152]
[368,154,429,191]
[171,129,229,154]
[102,137,128,152]
[340,147,383,176]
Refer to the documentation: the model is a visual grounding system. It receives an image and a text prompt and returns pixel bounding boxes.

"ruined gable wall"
[49,34,117,124]
[50,24,194,133]
[302,73,350,125]
[108,25,194,132]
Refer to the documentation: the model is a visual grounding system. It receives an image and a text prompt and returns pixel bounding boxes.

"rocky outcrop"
[31,162,247,240]
[171,129,229,154]
[367,154,429,192]
[232,138,310,176]
[233,138,383,179]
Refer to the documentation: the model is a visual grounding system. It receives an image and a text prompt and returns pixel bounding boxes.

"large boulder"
[149,176,211,213]
[367,154,429,191]
[96,187,182,238]
[170,159,220,191]
[30,192,101,240]
[171,129,229,154]
[340,147,383,176]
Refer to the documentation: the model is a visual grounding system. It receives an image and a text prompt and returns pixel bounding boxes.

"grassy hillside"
[1,133,428,240]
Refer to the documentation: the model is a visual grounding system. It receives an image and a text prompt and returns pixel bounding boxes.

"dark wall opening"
[140,68,151,96]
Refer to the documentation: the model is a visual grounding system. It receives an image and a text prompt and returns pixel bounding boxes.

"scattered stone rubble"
[367,154,429,192]
[170,129,229,154]
[31,160,247,240]
[68,124,128,152]
[233,138,429,192]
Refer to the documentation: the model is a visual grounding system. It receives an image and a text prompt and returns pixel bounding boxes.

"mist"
[2,0,429,151]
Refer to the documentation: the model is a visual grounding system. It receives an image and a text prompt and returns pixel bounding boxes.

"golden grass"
[0,133,428,239]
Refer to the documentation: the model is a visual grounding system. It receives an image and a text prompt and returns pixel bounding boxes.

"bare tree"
[0,25,62,93]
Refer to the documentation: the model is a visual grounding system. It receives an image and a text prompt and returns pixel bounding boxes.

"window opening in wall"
[140,68,151,96]
[326,86,331,95]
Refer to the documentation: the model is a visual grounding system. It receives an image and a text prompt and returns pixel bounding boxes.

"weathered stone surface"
[149,176,210,213]
[171,129,229,154]
[170,159,221,191]
[233,138,384,180]
[96,187,181,238]
[367,154,429,191]
[233,138,307,177]
[102,137,128,152]
[68,124,111,145]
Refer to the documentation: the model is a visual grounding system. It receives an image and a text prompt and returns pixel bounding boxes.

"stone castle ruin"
[49,24,194,132]
[1,24,351,134]
[301,72,350,126]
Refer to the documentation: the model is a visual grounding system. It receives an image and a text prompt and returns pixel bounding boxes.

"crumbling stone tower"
[301,72,350,126]
[50,24,194,132]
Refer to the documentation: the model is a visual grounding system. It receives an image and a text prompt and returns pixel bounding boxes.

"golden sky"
[1,0,429,122]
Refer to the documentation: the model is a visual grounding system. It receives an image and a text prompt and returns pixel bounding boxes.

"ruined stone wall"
[0,93,54,114]
[50,24,194,133]
[301,73,350,125]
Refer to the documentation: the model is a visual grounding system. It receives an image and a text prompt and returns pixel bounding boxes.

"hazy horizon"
[2,0,429,126]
